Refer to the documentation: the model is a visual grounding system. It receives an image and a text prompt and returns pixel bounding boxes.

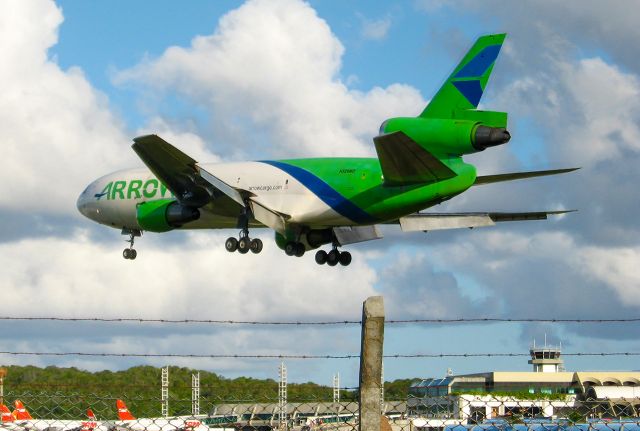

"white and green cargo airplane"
[77,34,575,266]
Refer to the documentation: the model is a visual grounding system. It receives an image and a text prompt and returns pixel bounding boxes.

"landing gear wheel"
[237,237,250,254]
[284,242,297,256]
[250,238,263,254]
[122,228,141,260]
[122,248,137,260]
[225,237,238,252]
[327,249,340,266]
[294,243,305,257]
[315,250,328,265]
[339,251,351,266]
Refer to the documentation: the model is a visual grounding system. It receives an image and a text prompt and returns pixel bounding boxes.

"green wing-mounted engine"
[136,199,200,232]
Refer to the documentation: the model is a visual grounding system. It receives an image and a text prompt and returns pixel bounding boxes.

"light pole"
[0,367,7,406]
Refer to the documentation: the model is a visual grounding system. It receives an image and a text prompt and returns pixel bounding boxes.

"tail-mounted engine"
[379,110,510,156]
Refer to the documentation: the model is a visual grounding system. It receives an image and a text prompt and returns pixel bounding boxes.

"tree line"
[0,365,417,419]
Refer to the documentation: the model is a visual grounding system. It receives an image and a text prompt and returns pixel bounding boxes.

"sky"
[1,0,640,391]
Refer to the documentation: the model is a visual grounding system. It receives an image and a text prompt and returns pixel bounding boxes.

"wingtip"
[132,134,159,143]
[549,209,578,216]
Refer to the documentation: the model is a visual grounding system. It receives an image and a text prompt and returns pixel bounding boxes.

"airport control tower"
[529,340,565,373]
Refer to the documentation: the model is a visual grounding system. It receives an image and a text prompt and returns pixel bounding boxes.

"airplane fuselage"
[77,157,477,232]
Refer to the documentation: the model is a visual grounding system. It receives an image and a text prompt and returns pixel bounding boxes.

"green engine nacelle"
[136,199,200,233]
[380,113,510,156]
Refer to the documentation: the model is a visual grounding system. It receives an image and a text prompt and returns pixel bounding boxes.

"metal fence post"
[359,296,385,431]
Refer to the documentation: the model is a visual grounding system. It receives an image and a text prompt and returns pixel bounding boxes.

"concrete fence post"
[359,296,385,431]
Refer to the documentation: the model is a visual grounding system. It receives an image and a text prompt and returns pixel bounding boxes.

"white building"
[408,345,640,423]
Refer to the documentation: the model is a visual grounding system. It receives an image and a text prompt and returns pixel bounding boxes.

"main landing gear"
[225,232,263,254]
[122,228,141,260]
[314,245,352,267]
[225,206,263,255]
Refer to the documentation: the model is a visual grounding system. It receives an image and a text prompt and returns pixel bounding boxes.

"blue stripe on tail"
[454,44,502,78]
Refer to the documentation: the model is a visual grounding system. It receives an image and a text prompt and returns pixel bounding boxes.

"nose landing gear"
[122,228,141,260]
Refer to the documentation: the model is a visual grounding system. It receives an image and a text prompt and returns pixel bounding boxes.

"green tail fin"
[420,34,506,120]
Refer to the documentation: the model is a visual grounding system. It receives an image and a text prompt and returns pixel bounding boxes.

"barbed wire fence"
[1,309,640,431]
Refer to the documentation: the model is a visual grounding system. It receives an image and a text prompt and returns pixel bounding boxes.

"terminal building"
[407,343,640,423]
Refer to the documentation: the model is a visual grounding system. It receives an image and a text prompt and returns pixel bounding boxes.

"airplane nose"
[77,185,98,220]
[77,192,90,218]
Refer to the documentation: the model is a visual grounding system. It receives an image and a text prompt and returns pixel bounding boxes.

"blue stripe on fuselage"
[259,160,377,224]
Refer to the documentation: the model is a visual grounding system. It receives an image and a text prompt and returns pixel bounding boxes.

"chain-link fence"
[1,391,640,431]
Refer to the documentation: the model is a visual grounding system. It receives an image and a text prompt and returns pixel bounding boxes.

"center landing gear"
[284,241,306,257]
[122,228,141,260]
[315,245,351,267]
[225,206,263,255]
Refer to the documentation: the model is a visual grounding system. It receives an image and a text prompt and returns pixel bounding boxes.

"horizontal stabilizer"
[333,226,383,246]
[374,131,457,186]
[475,168,579,185]
[399,210,573,232]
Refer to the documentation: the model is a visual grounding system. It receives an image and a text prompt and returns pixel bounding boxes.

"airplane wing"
[373,131,457,186]
[474,168,579,185]
[132,135,290,233]
[398,210,573,232]
[132,135,218,207]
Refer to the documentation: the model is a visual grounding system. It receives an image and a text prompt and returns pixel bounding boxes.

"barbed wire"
[389,318,640,323]
[1,351,639,359]
[0,316,359,325]
[1,316,639,325]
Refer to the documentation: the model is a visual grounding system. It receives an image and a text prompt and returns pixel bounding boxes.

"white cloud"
[115,0,424,159]
[136,117,223,163]
[496,57,640,167]
[579,246,640,307]
[360,15,392,41]
[0,0,134,216]
[0,230,377,321]
[379,251,488,319]
[557,58,640,163]
[424,229,640,327]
